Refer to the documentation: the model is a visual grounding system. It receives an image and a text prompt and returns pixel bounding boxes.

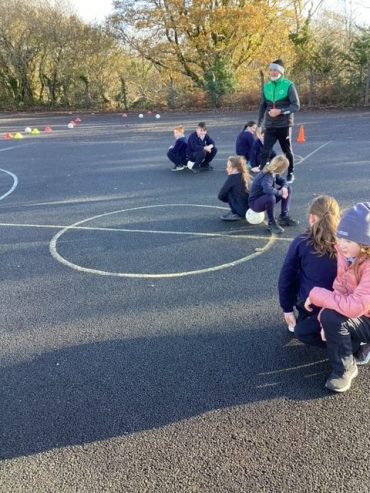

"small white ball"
[25,127,32,133]
[67,122,75,129]
[138,113,144,118]
[246,208,265,225]
[155,114,161,119]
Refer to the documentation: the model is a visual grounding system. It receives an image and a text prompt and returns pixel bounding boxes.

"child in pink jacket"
[301,202,370,393]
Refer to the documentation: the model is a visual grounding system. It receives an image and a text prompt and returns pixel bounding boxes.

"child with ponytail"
[218,156,252,221]
[278,195,340,332]
[248,154,298,234]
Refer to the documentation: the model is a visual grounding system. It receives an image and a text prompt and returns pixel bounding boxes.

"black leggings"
[295,309,370,375]
[260,127,294,174]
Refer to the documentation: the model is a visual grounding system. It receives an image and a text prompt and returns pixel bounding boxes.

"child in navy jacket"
[235,121,256,163]
[250,130,276,171]
[248,155,298,235]
[167,126,188,171]
[218,156,251,221]
[278,195,340,332]
[186,122,217,174]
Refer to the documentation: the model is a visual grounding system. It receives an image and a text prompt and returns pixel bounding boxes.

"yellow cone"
[31,128,40,135]
[14,132,23,139]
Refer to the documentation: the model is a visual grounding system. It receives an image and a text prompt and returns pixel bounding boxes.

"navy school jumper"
[186,132,217,169]
[167,136,188,166]
[278,233,337,315]
[235,130,255,161]
[218,173,249,217]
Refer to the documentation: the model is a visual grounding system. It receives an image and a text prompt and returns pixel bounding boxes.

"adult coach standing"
[255,59,300,184]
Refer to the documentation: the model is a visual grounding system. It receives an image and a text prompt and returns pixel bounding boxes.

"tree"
[348,28,370,105]
[111,0,296,106]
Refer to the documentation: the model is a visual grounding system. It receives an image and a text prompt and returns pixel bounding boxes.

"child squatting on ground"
[250,129,276,172]
[186,122,218,174]
[248,155,298,235]
[218,156,251,221]
[278,195,340,332]
[235,121,257,164]
[296,202,370,393]
[167,126,188,171]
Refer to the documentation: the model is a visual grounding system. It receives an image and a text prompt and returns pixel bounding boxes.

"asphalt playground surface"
[0,109,369,493]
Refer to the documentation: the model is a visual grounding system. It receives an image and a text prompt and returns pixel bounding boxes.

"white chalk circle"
[49,204,275,279]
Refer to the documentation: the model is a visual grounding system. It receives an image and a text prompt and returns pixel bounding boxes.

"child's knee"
[320,309,341,333]
[266,195,276,206]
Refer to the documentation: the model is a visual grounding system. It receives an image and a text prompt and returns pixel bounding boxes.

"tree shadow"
[1,328,330,460]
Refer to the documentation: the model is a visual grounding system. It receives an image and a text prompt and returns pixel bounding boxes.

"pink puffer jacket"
[309,249,370,319]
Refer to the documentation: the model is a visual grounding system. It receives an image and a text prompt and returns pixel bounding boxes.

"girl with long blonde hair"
[248,155,298,234]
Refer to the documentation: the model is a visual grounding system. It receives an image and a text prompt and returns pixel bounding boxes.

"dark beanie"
[337,203,370,246]
[269,59,285,74]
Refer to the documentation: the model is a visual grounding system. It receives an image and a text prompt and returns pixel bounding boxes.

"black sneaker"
[278,215,299,227]
[286,173,295,184]
[202,165,214,171]
[191,167,200,174]
[171,165,185,171]
[267,221,284,234]
[325,362,358,392]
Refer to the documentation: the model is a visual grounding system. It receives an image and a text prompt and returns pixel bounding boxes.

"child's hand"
[280,187,288,199]
[304,296,313,312]
[284,312,296,330]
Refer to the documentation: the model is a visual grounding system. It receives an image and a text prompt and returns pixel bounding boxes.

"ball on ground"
[155,114,161,119]
[25,127,32,133]
[138,113,144,118]
[246,208,265,225]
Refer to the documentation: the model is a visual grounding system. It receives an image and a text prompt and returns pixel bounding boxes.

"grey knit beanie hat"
[337,202,370,246]
[269,59,285,74]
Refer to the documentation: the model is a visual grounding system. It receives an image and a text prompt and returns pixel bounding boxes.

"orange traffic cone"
[297,125,305,143]
[44,126,53,133]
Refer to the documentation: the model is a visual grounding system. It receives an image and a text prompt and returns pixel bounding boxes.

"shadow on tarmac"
[2,328,330,460]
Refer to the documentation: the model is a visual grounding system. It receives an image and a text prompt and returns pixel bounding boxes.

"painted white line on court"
[259,359,328,375]
[0,220,293,242]
[47,204,283,278]
[0,145,27,201]
[51,235,277,279]
[0,168,18,201]
[299,141,332,163]
[0,144,28,153]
